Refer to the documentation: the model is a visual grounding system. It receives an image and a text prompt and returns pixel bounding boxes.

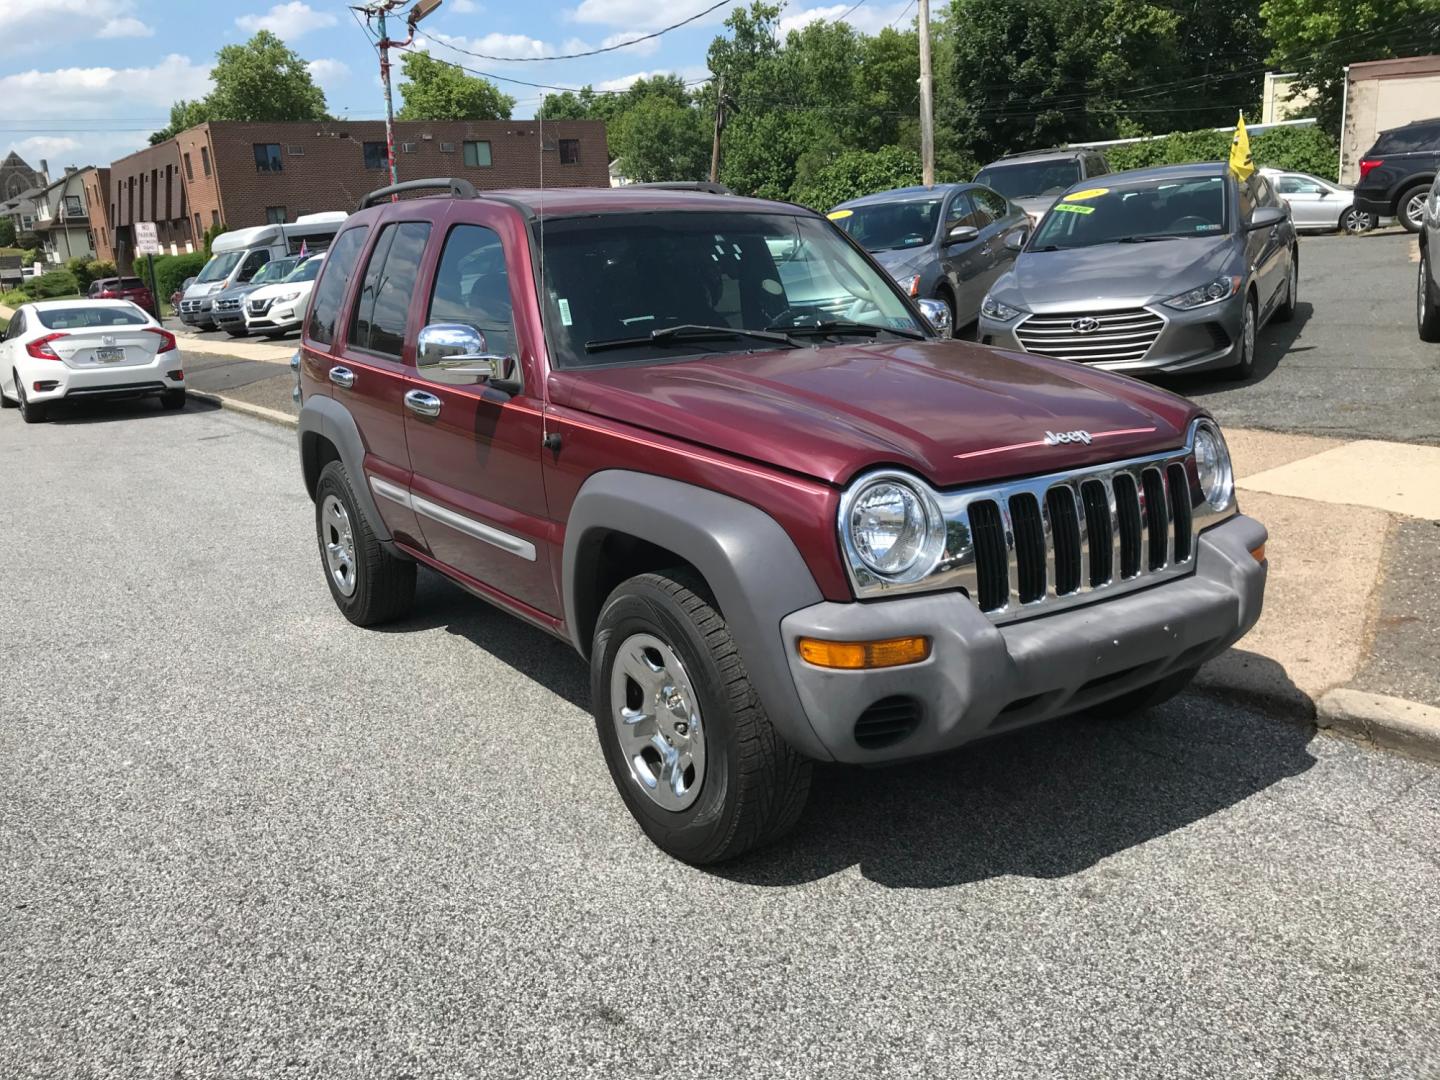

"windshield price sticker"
[826,209,854,220]
[1063,188,1110,202]
[1053,203,1096,215]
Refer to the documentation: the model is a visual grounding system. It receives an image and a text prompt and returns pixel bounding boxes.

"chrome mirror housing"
[917,298,953,339]
[416,323,520,390]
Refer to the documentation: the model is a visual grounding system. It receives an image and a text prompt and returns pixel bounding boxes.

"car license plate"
[95,347,124,363]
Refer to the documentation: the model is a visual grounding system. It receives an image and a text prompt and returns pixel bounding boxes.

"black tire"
[313,460,416,626]
[160,389,187,410]
[1273,248,1298,323]
[1398,183,1429,233]
[15,375,49,424]
[592,571,812,864]
[1223,295,1257,381]
[1085,666,1197,719]
[1420,246,1440,343]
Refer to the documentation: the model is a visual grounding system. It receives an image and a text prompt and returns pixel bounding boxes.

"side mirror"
[1248,206,1287,231]
[1003,229,1028,252]
[916,298,953,339]
[947,225,980,245]
[416,322,520,392]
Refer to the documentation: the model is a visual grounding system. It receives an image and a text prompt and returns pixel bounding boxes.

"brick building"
[102,119,607,271]
[78,166,114,265]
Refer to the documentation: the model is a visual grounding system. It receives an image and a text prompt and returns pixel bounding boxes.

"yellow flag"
[1230,112,1254,181]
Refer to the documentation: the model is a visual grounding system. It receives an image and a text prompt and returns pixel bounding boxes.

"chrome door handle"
[329,366,355,389]
[404,389,442,418]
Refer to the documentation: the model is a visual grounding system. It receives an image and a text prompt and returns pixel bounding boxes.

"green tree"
[396,50,515,121]
[1261,0,1440,136]
[611,95,711,182]
[791,146,925,210]
[149,99,213,145]
[0,216,14,247]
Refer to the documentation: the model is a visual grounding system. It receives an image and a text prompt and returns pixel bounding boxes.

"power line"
[415,0,738,63]
[890,1,916,28]
[394,42,712,95]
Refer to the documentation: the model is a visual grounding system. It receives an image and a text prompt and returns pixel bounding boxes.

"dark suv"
[297,178,1268,864]
[1353,116,1440,233]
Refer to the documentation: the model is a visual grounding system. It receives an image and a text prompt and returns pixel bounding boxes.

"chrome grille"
[1014,308,1165,364]
[214,297,242,312]
[248,297,273,314]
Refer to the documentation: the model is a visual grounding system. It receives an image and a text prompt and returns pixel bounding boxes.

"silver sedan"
[1264,169,1372,233]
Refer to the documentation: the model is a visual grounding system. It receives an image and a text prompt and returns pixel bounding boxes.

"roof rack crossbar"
[628,181,734,195]
[357,177,478,211]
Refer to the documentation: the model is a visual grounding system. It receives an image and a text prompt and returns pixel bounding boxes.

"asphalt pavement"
[2,400,1438,1078]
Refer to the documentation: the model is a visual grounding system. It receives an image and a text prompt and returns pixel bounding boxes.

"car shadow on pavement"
[39,396,218,425]
[1156,301,1313,397]
[715,695,1317,890]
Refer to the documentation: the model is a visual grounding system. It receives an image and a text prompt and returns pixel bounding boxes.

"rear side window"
[307,225,370,346]
[37,306,149,329]
[119,278,145,289]
[350,221,432,357]
[426,224,516,384]
[972,186,1009,220]
[1372,123,1440,154]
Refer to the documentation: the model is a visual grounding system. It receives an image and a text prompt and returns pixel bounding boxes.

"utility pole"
[709,74,726,184]
[917,0,935,188]
[364,0,444,192]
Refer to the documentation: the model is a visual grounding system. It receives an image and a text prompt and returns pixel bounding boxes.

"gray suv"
[975,147,1111,226]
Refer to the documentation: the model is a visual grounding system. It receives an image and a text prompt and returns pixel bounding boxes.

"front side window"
[307,225,370,346]
[427,224,516,384]
[350,221,431,356]
[1028,175,1229,250]
[536,211,925,369]
[363,142,388,171]
[974,159,1081,200]
[559,139,580,165]
[195,250,244,283]
[464,140,492,168]
[285,255,325,283]
[251,257,299,284]
[944,193,982,232]
[238,249,271,281]
[254,144,283,172]
[831,199,941,252]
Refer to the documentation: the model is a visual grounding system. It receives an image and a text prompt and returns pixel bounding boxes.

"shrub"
[21,269,81,299]
[1104,124,1339,179]
[791,146,926,212]
[0,289,26,307]
[85,259,117,284]
[137,251,206,304]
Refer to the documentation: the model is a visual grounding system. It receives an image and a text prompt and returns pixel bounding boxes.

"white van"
[178,211,348,330]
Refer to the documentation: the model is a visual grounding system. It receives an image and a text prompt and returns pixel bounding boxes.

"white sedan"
[243,252,325,337]
[0,299,186,424]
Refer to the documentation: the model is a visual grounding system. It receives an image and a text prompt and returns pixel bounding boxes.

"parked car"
[243,253,325,337]
[1418,174,1440,342]
[169,276,196,315]
[978,162,1298,380]
[975,147,1111,226]
[827,183,1029,328]
[212,256,302,337]
[1261,167,1370,232]
[1353,116,1440,233]
[295,177,1267,864]
[0,299,185,423]
[87,276,157,317]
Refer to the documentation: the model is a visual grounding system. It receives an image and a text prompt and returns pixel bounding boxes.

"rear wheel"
[1399,183,1429,233]
[1419,247,1440,343]
[592,571,811,864]
[1223,295,1257,380]
[160,389,187,410]
[313,460,416,626]
[15,375,49,424]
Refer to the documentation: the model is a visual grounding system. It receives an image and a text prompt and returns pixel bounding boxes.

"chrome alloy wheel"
[610,633,706,812]
[1243,301,1256,364]
[1343,208,1373,233]
[321,494,358,597]
[1405,191,1427,230]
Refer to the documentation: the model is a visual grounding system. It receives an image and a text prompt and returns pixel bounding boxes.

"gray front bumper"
[780,514,1266,763]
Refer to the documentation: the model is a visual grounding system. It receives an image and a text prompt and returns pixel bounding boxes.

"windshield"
[1028,176,1229,249]
[37,305,149,329]
[285,256,324,283]
[975,160,1082,200]
[828,199,941,251]
[251,258,299,284]
[535,211,924,368]
[195,250,244,283]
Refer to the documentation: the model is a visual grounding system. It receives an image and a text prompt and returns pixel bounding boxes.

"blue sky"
[3,0,912,174]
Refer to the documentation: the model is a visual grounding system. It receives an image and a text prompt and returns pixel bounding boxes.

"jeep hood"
[548,341,1198,488]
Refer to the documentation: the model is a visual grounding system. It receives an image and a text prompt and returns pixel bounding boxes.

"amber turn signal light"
[1250,544,1266,562]
[797,635,932,670]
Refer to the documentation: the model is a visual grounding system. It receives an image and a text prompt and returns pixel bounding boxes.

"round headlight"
[1194,422,1233,510]
[847,478,940,578]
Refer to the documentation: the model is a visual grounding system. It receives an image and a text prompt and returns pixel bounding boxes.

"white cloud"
[778,2,915,35]
[97,15,154,38]
[600,31,661,57]
[568,0,730,31]
[15,136,83,162]
[448,0,481,11]
[593,65,709,92]
[307,58,350,95]
[426,30,554,60]
[235,2,338,39]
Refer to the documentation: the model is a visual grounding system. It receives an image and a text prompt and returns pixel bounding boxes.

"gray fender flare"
[297,394,397,552]
[563,470,834,762]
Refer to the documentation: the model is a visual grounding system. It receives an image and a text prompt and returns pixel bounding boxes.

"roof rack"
[628,181,735,195]
[357,177,478,211]
[998,146,1074,159]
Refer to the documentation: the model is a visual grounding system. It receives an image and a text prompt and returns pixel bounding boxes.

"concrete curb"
[1315,688,1440,764]
[190,390,297,429]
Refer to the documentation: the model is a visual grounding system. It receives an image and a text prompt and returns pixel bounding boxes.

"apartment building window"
[401,142,417,154]
[64,195,83,216]
[559,139,580,165]
[362,142,388,170]
[439,142,456,153]
[288,145,305,156]
[266,206,287,224]
[254,143,283,173]
[211,210,220,226]
[184,152,194,180]
[201,147,211,176]
[464,140,492,167]
[194,213,202,236]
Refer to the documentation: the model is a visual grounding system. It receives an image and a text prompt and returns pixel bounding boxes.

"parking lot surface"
[3,403,1438,1078]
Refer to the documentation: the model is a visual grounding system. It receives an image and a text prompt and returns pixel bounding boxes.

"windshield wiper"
[1031,244,1066,252]
[1118,234,1184,243]
[585,323,799,354]
[781,319,926,341]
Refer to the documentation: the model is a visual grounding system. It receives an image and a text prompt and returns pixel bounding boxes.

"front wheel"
[1399,183,1429,233]
[313,461,416,626]
[1223,295,1257,381]
[224,328,249,338]
[592,571,811,864]
[1419,247,1440,343]
[1273,250,1298,323]
[1341,207,1374,234]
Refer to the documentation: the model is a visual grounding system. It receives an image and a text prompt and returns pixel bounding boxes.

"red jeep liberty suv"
[297,178,1267,864]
